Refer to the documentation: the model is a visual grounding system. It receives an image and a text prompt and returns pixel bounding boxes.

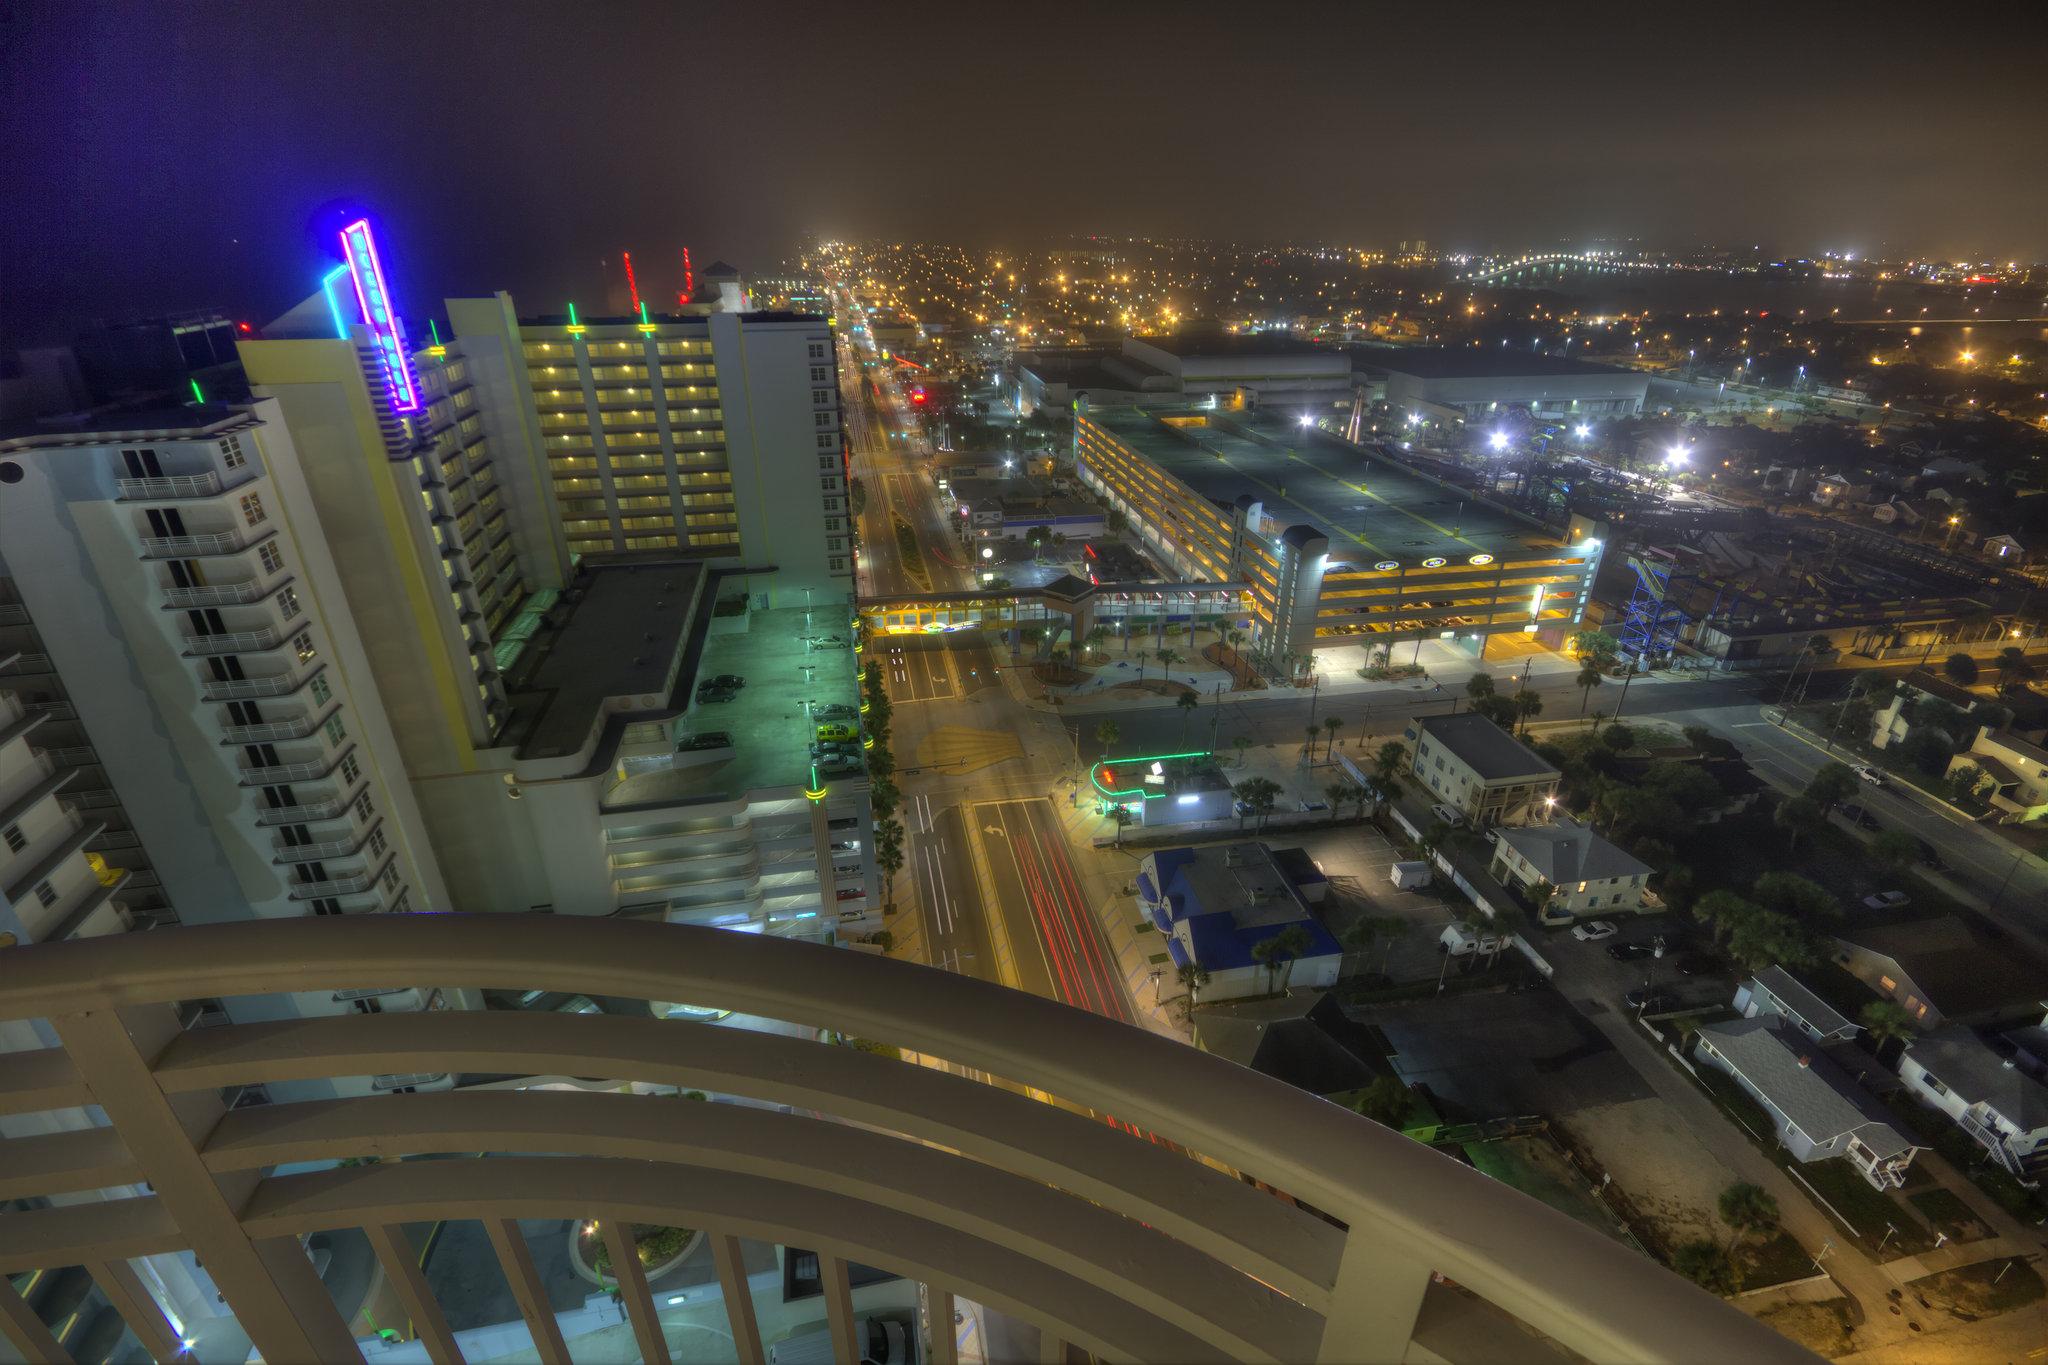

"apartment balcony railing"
[220,704,338,745]
[202,666,324,702]
[238,744,354,788]
[139,527,273,559]
[285,855,393,900]
[0,917,1807,1365]
[162,577,285,609]
[116,471,224,500]
[0,652,52,673]
[274,822,380,865]
[253,792,356,826]
[184,627,284,657]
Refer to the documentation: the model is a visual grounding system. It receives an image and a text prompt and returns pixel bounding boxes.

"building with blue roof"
[1138,841,1342,1003]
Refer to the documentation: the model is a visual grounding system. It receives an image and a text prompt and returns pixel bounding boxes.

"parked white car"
[1427,802,1466,829]
[1853,765,1888,788]
[1860,890,1911,911]
[1439,924,1502,957]
[1570,920,1618,942]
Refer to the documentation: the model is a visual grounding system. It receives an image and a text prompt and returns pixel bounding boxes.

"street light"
[1573,424,1591,439]
[1298,413,1314,429]
[981,546,994,560]
[1488,431,1509,451]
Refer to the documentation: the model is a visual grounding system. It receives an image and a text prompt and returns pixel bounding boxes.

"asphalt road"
[906,791,992,980]
[969,795,1131,1023]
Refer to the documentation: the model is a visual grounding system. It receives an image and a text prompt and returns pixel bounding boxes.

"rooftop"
[604,601,862,809]
[1131,331,1344,360]
[1838,914,2048,1020]
[1905,1026,2048,1132]
[1749,966,1858,1039]
[0,401,256,446]
[1415,713,1561,784]
[1146,842,1342,973]
[1494,817,1649,885]
[500,563,705,761]
[1697,1017,1918,1159]
[1082,406,1570,563]
[1352,346,1639,381]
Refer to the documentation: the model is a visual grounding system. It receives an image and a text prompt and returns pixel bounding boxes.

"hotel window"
[220,435,247,469]
[817,433,837,449]
[311,673,331,706]
[340,753,361,786]
[2,824,23,853]
[812,389,833,406]
[814,411,834,427]
[809,343,826,359]
[368,827,388,858]
[35,880,58,908]
[810,367,830,383]
[239,492,266,526]
[353,791,374,822]
[277,586,301,621]
[293,630,316,663]
[324,715,347,746]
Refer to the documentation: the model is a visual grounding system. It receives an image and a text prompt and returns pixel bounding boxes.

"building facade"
[1407,714,1561,827]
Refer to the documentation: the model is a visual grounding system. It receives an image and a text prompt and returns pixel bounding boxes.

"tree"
[1224,628,1247,672]
[1105,507,1129,538]
[1576,661,1604,717]
[1085,624,1111,659]
[1233,777,1282,831]
[1109,804,1134,848]
[1231,734,1252,769]
[1859,1000,1919,1060]
[1599,723,1636,752]
[873,816,905,910]
[1571,628,1621,666]
[1323,715,1344,759]
[1752,871,1840,926]
[1943,652,1980,686]
[1464,672,1497,707]
[1415,820,1452,867]
[1870,828,1919,877]
[1896,727,1957,777]
[1945,761,1988,803]
[1996,646,2033,694]
[1176,689,1199,744]
[1803,761,1859,814]
[1717,1183,1780,1250]
[1641,760,1727,815]
[1156,647,1183,682]
[1512,690,1544,735]
[1473,694,1519,729]
[1094,719,1120,761]
[1672,1241,1742,1296]
[1250,924,1313,994]
[1773,794,1826,853]
[1727,909,1814,972]
[1324,781,1353,822]
[1171,960,1211,1020]
[1025,525,1052,560]
[1351,1075,1414,1129]
[1370,741,1408,805]
[1692,889,1761,947]
[1683,724,1740,760]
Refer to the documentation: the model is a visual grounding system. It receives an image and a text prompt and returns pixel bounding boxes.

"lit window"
[239,492,266,526]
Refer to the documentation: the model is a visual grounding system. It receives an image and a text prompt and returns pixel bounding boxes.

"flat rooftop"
[1135,331,1341,360]
[1085,406,1568,563]
[604,603,861,809]
[1352,345,1638,381]
[502,562,705,761]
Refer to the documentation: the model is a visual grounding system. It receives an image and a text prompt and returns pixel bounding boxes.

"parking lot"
[1283,825,1468,980]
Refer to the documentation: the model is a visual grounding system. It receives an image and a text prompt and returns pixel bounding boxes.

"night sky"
[4,0,2045,343]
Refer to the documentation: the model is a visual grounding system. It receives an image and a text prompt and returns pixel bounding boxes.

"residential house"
[1897,1025,2048,1178]
[1694,1017,1921,1189]
[1138,842,1342,1004]
[1833,915,2048,1028]
[1406,713,1560,827]
[1811,472,1876,507]
[1734,967,1862,1044]
[1487,816,1653,921]
[1870,670,1983,751]
[1981,533,2025,564]
[1946,727,2048,823]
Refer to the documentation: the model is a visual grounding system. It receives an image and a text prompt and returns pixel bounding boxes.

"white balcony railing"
[163,579,276,609]
[140,529,257,558]
[275,827,376,863]
[117,471,222,500]
[203,669,320,702]
[221,708,332,744]
[240,747,352,787]
[254,797,352,826]
[185,627,283,657]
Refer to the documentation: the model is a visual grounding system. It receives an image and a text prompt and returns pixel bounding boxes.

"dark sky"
[5,0,2045,343]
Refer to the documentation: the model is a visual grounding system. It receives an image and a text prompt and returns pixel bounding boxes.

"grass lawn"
[1793,1158,1935,1259]
[1908,1187,1994,1243]
[1910,1257,2046,1319]
[1736,1228,1822,1290]
[1754,1300,1857,1356]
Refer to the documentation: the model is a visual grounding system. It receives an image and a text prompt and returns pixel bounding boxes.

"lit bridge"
[0,916,1812,1364]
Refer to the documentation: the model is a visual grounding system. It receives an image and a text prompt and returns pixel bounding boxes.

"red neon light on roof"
[622,251,640,313]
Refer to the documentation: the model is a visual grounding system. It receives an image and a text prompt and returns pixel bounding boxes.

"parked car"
[815,722,858,742]
[695,685,737,704]
[677,732,732,751]
[814,703,858,720]
[1840,803,1880,831]
[1439,924,1502,957]
[1916,839,1948,871]
[817,755,864,775]
[1861,890,1911,911]
[1624,987,1681,1013]
[1853,765,1888,788]
[1427,802,1466,829]
[1571,920,1618,942]
[1606,941,1655,961]
[704,674,745,690]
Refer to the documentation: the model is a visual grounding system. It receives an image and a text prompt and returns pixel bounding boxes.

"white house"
[1734,967,1861,1044]
[1947,727,2048,823]
[1897,1025,2048,1178]
[1694,1017,1920,1189]
[1487,817,1653,921]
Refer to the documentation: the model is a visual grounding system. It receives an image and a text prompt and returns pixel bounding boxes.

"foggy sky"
[4,0,2045,342]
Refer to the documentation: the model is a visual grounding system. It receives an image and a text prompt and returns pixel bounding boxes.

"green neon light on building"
[1089,749,1216,800]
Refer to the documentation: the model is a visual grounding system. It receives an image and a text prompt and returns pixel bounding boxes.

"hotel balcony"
[139,526,276,560]
[183,627,284,657]
[116,470,253,501]
[0,917,1808,1365]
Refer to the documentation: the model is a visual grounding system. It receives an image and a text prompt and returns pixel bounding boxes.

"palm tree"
[1304,723,1322,759]
[1224,628,1247,673]
[1465,672,1497,709]
[1175,689,1199,744]
[1576,661,1604,717]
[1773,794,1824,852]
[1109,804,1133,847]
[1996,646,2032,694]
[1171,960,1210,1020]
[1251,924,1314,994]
[1231,735,1252,769]
[1324,780,1352,821]
[1094,719,1119,761]
[1156,647,1183,684]
[1717,1183,1779,1253]
[1370,741,1407,809]
[1859,1001,1918,1062]
[1943,651,1979,687]
[1232,776,1282,831]
[1513,690,1543,735]
[1323,715,1344,759]
[1086,624,1110,660]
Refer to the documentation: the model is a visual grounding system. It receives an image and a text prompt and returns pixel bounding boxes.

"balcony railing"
[253,793,356,826]
[239,745,354,787]
[202,666,323,702]
[0,917,1807,1365]
[184,627,283,657]
[140,527,272,559]
[220,704,337,745]
[116,471,224,500]
[163,577,283,609]
[286,856,394,900]
[274,827,377,863]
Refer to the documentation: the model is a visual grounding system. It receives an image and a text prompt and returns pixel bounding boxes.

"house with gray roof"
[1898,1025,2048,1178]
[1734,967,1861,1044]
[1407,713,1560,827]
[1487,816,1653,919]
[1695,1017,1920,1189]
